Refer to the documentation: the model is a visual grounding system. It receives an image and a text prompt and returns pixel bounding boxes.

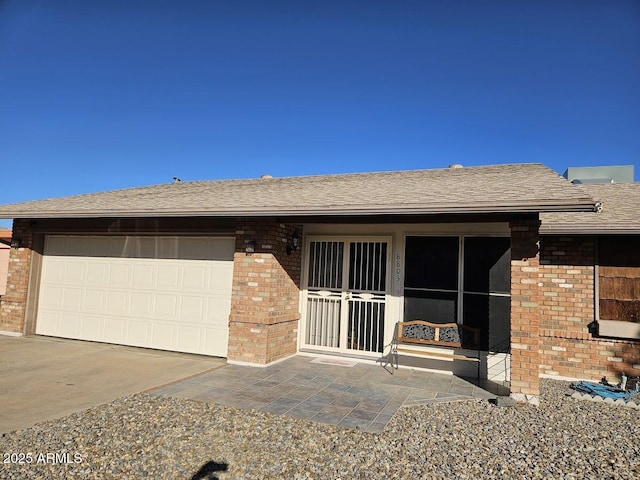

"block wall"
[227,218,302,364]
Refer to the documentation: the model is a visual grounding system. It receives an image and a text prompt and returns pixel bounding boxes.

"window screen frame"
[402,234,511,351]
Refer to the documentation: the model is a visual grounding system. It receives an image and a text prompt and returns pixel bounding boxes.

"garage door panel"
[157,265,180,288]
[151,322,176,349]
[87,236,112,255]
[127,319,150,344]
[130,292,152,315]
[81,315,104,339]
[83,289,106,312]
[65,262,86,283]
[40,285,63,309]
[178,238,210,260]
[182,265,208,290]
[157,237,179,258]
[154,295,178,318]
[106,291,128,314]
[41,259,65,283]
[180,296,205,321]
[103,317,126,342]
[61,287,83,310]
[176,324,203,351]
[46,236,69,256]
[68,237,89,256]
[135,237,157,258]
[203,325,229,354]
[86,263,108,284]
[59,312,82,337]
[205,297,232,320]
[132,264,155,289]
[109,237,131,257]
[36,235,234,356]
[108,263,131,286]
[36,311,60,336]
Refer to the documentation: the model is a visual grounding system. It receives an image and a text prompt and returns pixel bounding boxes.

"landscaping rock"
[1,379,639,479]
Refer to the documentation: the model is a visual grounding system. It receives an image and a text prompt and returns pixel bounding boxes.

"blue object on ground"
[571,381,640,402]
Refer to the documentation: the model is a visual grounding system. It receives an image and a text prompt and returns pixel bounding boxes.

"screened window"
[463,237,511,294]
[404,237,458,325]
[404,235,511,351]
[404,236,458,290]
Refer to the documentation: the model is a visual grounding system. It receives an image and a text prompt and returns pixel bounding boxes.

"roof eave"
[540,225,640,235]
[0,200,599,219]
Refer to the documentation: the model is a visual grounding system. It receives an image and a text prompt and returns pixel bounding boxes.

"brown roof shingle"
[541,183,640,234]
[0,163,598,219]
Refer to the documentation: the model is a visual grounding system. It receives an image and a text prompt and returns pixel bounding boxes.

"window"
[598,236,640,325]
[404,236,511,351]
[404,236,459,324]
[462,237,511,352]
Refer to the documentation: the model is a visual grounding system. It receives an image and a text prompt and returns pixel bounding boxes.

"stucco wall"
[0,243,9,296]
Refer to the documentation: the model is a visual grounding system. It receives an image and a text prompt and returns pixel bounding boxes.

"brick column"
[509,219,542,405]
[0,220,33,335]
[227,218,302,365]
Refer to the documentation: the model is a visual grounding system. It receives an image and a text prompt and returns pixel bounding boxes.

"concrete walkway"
[0,335,225,433]
[149,355,509,433]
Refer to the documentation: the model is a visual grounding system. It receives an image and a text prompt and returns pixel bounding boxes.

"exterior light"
[287,232,300,256]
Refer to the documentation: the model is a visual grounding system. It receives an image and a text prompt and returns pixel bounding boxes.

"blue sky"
[0,0,638,227]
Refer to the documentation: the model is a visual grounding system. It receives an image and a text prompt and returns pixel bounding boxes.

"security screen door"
[303,238,389,354]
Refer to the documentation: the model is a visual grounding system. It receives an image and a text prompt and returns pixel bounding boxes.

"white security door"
[302,238,390,355]
[35,235,234,356]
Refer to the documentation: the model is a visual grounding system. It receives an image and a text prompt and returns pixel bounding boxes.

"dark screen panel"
[463,237,510,294]
[404,236,459,290]
[404,290,457,324]
[463,293,510,352]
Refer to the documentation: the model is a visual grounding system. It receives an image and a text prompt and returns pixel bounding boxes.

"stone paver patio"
[148,355,509,433]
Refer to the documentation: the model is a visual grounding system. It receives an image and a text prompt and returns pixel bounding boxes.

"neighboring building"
[0,228,11,296]
[0,163,628,404]
[563,165,634,184]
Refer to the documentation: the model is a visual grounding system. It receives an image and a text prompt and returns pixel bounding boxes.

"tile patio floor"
[148,355,509,433]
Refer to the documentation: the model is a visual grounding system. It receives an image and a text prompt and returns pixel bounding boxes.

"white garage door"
[36,235,235,356]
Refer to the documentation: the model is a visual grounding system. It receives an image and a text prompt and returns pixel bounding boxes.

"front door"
[302,237,390,355]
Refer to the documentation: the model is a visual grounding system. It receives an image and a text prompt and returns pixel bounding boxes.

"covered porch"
[297,221,520,385]
[148,354,508,433]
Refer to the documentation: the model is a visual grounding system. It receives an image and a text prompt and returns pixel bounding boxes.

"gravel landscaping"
[1,379,639,479]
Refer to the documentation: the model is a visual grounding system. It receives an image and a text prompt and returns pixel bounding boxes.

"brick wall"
[539,235,640,381]
[539,336,639,381]
[509,219,542,401]
[227,218,302,364]
[0,219,33,334]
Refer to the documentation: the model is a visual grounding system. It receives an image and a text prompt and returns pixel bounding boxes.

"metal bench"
[390,320,481,378]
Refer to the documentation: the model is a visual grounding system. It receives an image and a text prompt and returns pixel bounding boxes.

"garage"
[35,235,235,356]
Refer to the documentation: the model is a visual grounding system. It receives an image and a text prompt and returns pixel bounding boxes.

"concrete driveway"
[0,335,225,433]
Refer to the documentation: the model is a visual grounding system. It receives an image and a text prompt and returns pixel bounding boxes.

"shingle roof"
[541,183,640,234]
[0,163,598,219]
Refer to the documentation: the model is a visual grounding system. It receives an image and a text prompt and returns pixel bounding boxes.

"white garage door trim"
[36,235,235,356]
